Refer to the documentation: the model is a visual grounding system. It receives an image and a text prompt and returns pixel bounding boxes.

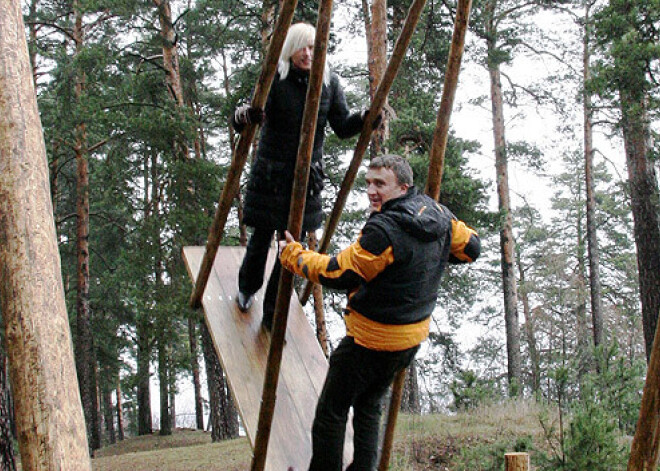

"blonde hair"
[278,23,330,85]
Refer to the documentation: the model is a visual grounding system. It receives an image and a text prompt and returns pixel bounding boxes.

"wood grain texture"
[0,1,91,468]
[183,246,353,470]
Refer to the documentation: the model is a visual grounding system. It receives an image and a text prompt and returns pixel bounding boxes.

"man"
[279,154,480,470]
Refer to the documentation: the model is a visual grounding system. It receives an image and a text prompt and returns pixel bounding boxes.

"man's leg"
[347,346,419,471]
[238,227,275,304]
[309,337,364,471]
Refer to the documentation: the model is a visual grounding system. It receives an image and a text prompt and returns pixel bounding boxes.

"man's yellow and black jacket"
[280,187,480,352]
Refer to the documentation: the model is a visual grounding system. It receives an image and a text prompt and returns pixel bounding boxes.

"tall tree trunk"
[582,1,604,350]
[0,339,16,470]
[154,0,190,165]
[27,0,39,91]
[137,152,153,436]
[619,90,660,363]
[401,362,421,414]
[73,1,101,450]
[137,317,152,435]
[169,383,176,429]
[218,368,239,440]
[261,0,278,52]
[150,145,170,436]
[516,248,540,395]
[188,317,205,430]
[486,17,521,391]
[158,338,171,435]
[200,322,224,441]
[102,384,116,445]
[154,0,185,108]
[116,382,125,441]
[0,3,91,466]
[575,202,591,385]
[367,0,388,156]
[49,141,59,214]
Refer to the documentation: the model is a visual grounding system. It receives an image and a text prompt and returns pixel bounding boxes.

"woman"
[232,22,377,330]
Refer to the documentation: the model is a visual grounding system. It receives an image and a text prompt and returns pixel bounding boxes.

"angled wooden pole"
[190,0,298,308]
[249,0,334,469]
[299,0,429,305]
[425,0,473,199]
[0,2,91,468]
[627,307,660,470]
[377,368,407,471]
[380,0,473,468]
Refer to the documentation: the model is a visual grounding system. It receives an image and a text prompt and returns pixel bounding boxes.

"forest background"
[1,0,659,468]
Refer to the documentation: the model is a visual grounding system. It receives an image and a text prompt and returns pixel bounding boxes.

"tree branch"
[24,20,75,42]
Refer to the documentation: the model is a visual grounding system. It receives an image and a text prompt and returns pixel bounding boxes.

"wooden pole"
[627,308,660,470]
[299,0,429,305]
[189,0,298,308]
[378,368,407,471]
[0,2,92,468]
[505,452,530,471]
[308,232,330,356]
[249,0,334,468]
[425,0,473,199]
[379,0,473,468]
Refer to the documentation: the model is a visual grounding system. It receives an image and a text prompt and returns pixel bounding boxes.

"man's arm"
[279,226,394,290]
[449,219,480,264]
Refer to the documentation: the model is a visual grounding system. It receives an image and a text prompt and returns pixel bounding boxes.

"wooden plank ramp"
[183,246,353,471]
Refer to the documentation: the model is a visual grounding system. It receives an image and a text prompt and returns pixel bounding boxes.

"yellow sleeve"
[450,220,480,263]
[279,237,394,289]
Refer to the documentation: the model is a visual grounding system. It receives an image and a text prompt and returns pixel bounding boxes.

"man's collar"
[379,186,417,212]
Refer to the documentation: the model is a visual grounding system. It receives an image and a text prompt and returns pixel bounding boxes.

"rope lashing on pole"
[249,0,334,468]
[379,1,473,469]
[298,0,430,305]
[189,0,298,309]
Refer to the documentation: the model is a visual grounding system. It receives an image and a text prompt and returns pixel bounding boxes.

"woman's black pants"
[238,227,281,326]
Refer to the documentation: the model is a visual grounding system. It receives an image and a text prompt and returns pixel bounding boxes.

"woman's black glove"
[234,105,265,126]
[362,108,383,130]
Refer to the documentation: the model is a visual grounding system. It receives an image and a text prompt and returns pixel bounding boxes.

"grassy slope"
[92,400,549,470]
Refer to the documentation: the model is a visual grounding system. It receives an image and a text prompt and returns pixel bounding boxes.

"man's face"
[291,44,314,71]
[365,167,409,212]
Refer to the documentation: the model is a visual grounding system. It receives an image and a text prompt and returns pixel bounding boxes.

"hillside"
[92,400,552,470]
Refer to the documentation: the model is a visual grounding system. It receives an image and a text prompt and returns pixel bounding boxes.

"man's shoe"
[236,291,253,312]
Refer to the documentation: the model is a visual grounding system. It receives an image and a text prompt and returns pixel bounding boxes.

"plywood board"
[183,246,353,470]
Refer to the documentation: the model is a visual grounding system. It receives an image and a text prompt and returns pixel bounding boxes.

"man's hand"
[278,230,295,255]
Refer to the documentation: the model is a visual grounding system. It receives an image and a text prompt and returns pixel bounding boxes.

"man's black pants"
[309,336,419,471]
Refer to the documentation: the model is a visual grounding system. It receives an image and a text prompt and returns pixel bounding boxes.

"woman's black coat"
[236,67,364,232]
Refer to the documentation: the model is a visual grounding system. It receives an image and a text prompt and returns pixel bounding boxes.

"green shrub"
[537,400,626,471]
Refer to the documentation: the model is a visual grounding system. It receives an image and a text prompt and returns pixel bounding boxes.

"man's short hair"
[369,154,413,186]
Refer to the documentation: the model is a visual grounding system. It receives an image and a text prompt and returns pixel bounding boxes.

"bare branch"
[24,20,75,42]
[517,41,577,75]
